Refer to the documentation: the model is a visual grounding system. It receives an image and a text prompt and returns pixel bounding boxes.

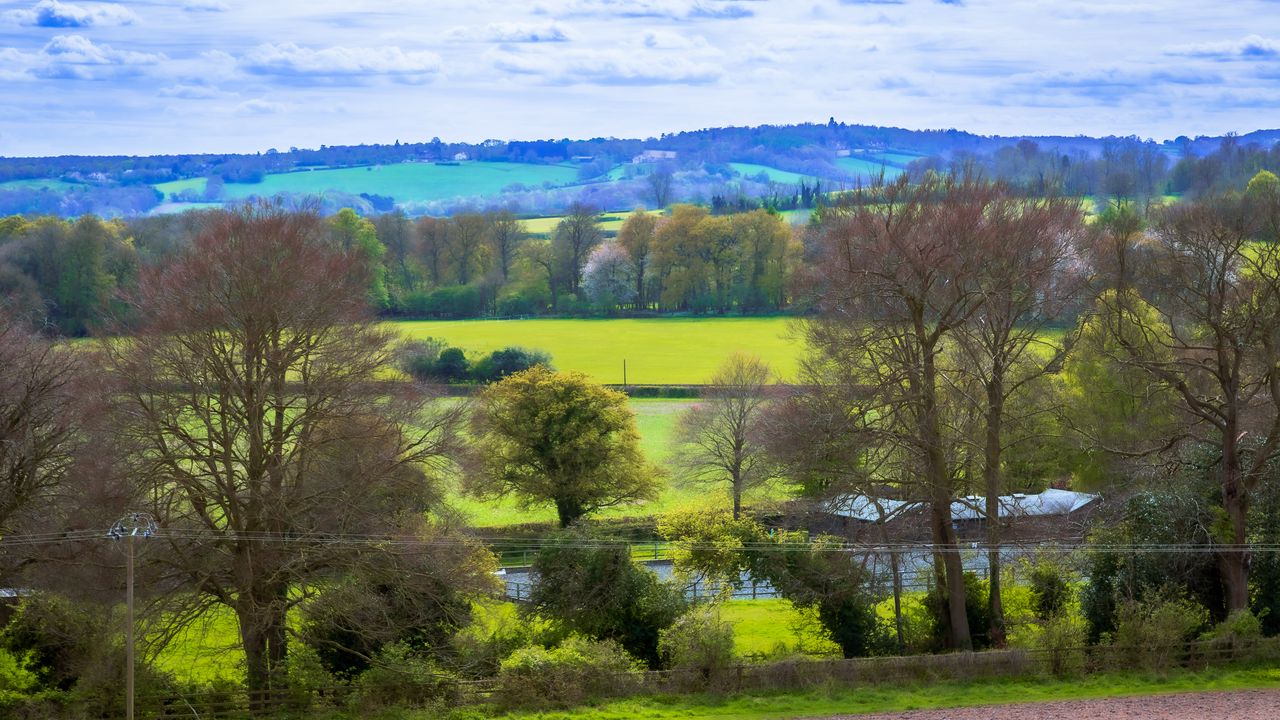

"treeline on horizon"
[1,121,1278,218]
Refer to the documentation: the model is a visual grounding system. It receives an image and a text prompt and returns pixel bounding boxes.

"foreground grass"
[459,666,1280,720]
[396,317,803,385]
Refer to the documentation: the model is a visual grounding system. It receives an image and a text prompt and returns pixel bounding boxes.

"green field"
[834,156,906,180]
[522,210,659,236]
[446,399,790,527]
[0,178,86,192]
[730,163,814,185]
[396,317,803,386]
[154,161,582,204]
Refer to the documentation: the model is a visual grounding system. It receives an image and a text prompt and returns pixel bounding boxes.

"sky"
[0,0,1278,157]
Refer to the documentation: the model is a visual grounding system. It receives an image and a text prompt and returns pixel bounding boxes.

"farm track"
[818,688,1280,719]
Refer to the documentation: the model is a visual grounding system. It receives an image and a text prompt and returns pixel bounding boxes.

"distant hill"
[0,121,1276,218]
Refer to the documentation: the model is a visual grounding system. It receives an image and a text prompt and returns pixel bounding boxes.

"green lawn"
[721,599,839,658]
[154,161,581,204]
[395,317,803,386]
[479,667,1280,719]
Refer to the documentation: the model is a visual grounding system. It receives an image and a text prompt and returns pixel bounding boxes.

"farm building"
[815,488,1101,543]
[632,149,677,163]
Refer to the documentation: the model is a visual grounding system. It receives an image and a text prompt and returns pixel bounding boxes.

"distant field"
[522,210,659,235]
[0,178,86,191]
[395,317,803,385]
[835,156,907,179]
[730,163,814,184]
[154,161,581,204]
[446,398,791,527]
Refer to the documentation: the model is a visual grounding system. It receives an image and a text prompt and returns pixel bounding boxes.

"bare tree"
[0,310,80,539]
[647,164,675,209]
[486,210,525,283]
[100,204,479,709]
[553,203,602,296]
[804,174,1018,651]
[675,354,776,519]
[952,194,1087,646]
[1096,192,1280,612]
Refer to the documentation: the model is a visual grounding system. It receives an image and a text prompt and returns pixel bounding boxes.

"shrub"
[1028,558,1075,619]
[403,285,485,318]
[471,347,552,383]
[494,635,640,709]
[530,541,687,668]
[400,338,448,381]
[0,593,103,691]
[1204,609,1264,660]
[658,605,735,687]
[349,642,459,711]
[1110,594,1209,670]
[1031,614,1087,677]
[433,347,471,382]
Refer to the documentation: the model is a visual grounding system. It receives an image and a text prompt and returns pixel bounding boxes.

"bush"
[1110,594,1209,670]
[471,347,552,383]
[658,606,735,687]
[494,635,640,709]
[433,347,471,382]
[0,593,103,691]
[1204,609,1264,660]
[1030,614,1087,677]
[403,285,485,318]
[530,541,687,668]
[1028,558,1075,619]
[349,642,459,711]
[400,338,448,381]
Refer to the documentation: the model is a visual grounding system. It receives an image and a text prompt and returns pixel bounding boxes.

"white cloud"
[182,0,228,11]
[0,34,163,80]
[5,0,137,28]
[1167,34,1280,60]
[235,98,285,115]
[446,21,573,43]
[534,0,754,20]
[240,43,442,83]
[158,83,232,99]
[493,47,721,84]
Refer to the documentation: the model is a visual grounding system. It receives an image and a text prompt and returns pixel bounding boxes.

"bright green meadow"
[154,161,582,204]
[395,317,803,386]
[445,399,790,527]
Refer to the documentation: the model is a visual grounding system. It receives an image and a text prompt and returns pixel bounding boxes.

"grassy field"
[483,667,1280,719]
[730,163,815,185]
[395,317,803,385]
[0,178,87,191]
[445,398,791,527]
[521,210,660,236]
[834,156,907,180]
[154,161,581,204]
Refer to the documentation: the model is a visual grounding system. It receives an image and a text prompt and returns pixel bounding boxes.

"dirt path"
[818,689,1280,719]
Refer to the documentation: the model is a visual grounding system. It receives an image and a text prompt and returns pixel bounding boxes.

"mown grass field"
[154,161,582,204]
[395,317,803,386]
[0,178,87,191]
[445,399,791,527]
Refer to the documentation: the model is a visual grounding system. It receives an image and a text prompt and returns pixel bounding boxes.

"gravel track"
[817,689,1280,719]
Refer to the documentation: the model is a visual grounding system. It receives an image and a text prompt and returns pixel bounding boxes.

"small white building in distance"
[633,149,677,163]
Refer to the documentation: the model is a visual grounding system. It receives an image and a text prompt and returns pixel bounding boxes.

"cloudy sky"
[0,0,1278,156]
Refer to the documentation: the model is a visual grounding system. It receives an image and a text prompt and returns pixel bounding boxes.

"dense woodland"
[3,169,1280,718]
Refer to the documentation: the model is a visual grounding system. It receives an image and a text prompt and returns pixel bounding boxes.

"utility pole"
[109,512,156,720]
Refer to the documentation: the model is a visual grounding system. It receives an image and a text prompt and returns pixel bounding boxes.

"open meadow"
[396,317,804,385]
[153,161,583,204]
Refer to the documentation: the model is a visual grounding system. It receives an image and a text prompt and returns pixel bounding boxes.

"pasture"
[0,178,86,191]
[395,317,804,386]
[154,161,582,204]
[446,399,791,527]
[835,156,908,180]
[730,163,814,185]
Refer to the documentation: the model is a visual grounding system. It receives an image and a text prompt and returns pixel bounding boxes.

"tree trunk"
[556,497,585,528]
[732,475,742,520]
[984,376,1006,648]
[922,347,972,651]
[1220,443,1251,612]
[236,591,288,715]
